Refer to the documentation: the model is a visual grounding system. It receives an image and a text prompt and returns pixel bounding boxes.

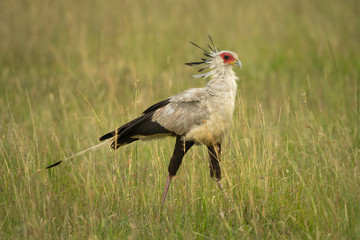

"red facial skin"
[220,52,236,64]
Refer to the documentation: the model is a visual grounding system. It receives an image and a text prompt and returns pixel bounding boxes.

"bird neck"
[206,66,238,94]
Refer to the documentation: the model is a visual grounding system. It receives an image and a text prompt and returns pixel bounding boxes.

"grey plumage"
[47,37,242,207]
[100,49,241,146]
[152,88,210,136]
[100,99,172,149]
[98,39,241,206]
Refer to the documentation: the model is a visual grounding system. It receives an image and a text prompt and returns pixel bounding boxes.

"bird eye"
[224,55,229,60]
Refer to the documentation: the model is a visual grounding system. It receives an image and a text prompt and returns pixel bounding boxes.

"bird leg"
[161,136,194,207]
[208,144,222,190]
[208,144,231,202]
[217,180,224,191]
[161,174,173,207]
[207,143,222,180]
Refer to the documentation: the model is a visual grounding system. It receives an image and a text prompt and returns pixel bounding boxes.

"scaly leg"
[207,143,231,202]
[160,136,194,207]
[207,143,221,179]
[161,175,173,208]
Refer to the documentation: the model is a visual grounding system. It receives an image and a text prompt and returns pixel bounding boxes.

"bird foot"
[216,179,232,204]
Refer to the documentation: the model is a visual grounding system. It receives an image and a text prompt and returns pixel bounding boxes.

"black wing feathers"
[99,117,140,141]
[142,98,170,114]
[99,98,173,149]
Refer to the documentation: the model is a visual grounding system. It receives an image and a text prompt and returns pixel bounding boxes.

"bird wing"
[152,88,210,135]
[99,98,172,149]
[99,88,210,149]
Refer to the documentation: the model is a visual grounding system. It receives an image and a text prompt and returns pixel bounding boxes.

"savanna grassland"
[1,0,359,239]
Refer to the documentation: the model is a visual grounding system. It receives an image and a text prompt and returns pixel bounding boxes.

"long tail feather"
[46,139,113,169]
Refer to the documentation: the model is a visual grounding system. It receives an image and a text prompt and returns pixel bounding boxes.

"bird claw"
[217,180,224,191]
[216,179,232,204]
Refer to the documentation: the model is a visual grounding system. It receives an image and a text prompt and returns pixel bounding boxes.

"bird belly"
[184,96,235,145]
[184,113,232,145]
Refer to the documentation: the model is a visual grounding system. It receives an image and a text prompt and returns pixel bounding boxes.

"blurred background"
[1,0,358,129]
[0,0,359,238]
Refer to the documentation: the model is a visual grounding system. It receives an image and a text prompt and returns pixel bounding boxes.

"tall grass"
[0,0,359,238]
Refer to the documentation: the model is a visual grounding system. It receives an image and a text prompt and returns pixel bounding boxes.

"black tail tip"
[46,161,62,169]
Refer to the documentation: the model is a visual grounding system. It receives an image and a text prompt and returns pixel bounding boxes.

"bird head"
[185,36,241,78]
[212,51,242,68]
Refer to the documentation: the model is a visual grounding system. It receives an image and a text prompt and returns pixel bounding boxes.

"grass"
[1,0,359,238]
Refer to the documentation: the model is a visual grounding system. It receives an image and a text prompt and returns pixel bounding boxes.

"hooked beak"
[233,59,242,68]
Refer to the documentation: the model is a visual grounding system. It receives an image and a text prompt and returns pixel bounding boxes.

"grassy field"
[1,0,359,239]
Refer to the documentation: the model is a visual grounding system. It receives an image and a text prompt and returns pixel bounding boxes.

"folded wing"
[99,88,210,149]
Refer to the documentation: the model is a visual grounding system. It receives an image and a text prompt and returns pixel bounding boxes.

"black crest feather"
[208,35,217,52]
[189,41,210,54]
[185,36,219,69]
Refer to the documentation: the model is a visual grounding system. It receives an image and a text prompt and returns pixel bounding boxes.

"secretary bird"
[47,37,241,206]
